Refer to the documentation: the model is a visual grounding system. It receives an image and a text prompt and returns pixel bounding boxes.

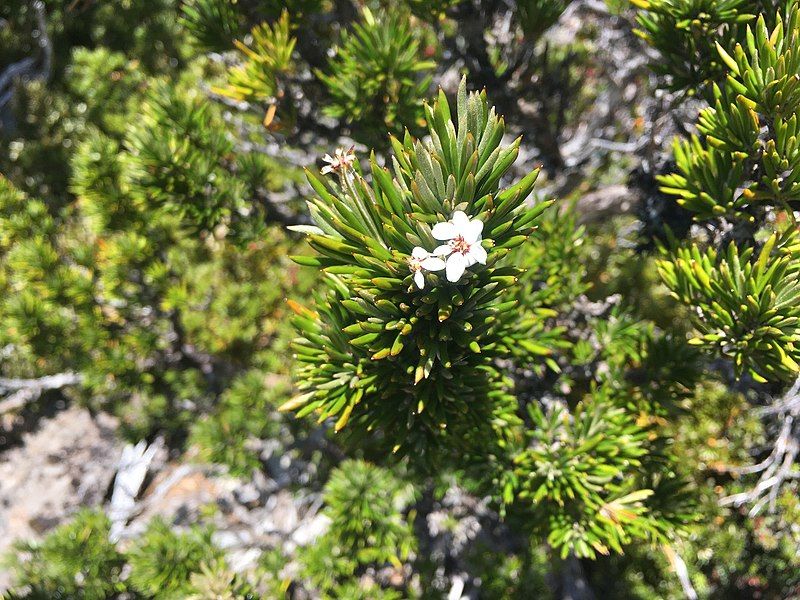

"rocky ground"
[0,403,329,592]
[0,401,516,596]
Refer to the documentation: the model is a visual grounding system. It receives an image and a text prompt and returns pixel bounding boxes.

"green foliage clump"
[213,11,296,108]
[717,7,800,117]
[516,0,574,39]
[127,518,223,599]
[317,8,435,143]
[1,109,302,438]
[5,509,127,599]
[658,1,800,383]
[0,1,182,202]
[319,459,415,566]
[185,559,259,600]
[633,0,757,93]
[0,177,87,371]
[189,370,289,475]
[0,31,307,438]
[180,0,243,53]
[126,83,256,235]
[284,79,551,460]
[660,5,800,217]
[497,391,672,559]
[659,229,800,381]
[4,513,262,600]
[66,47,148,138]
[293,459,415,596]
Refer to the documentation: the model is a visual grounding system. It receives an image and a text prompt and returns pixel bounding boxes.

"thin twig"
[720,377,800,515]
[0,372,83,413]
[0,1,52,110]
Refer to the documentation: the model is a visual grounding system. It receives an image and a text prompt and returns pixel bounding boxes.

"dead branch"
[720,377,800,516]
[108,438,163,542]
[0,372,83,414]
[0,1,52,110]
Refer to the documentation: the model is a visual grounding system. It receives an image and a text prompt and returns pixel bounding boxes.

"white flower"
[431,210,487,282]
[321,146,356,175]
[408,246,446,289]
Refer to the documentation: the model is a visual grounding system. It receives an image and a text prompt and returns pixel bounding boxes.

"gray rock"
[0,407,121,590]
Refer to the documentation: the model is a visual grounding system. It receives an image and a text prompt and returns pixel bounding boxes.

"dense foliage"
[1,0,800,598]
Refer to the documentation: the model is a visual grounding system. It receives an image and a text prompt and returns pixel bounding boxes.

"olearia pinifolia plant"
[658,0,800,382]
[282,77,701,560]
[212,10,296,118]
[659,230,800,381]
[317,459,415,568]
[316,7,436,144]
[517,0,575,39]
[179,0,243,53]
[289,459,416,596]
[282,78,552,461]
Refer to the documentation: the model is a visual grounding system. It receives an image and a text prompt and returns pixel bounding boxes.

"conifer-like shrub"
[213,11,296,109]
[126,83,250,235]
[660,230,800,381]
[634,0,758,93]
[291,459,415,596]
[658,1,800,382]
[189,370,291,475]
[284,79,551,460]
[127,518,222,599]
[5,509,127,599]
[498,393,661,559]
[180,0,243,53]
[317,7,436,143]
[319,459,415,566]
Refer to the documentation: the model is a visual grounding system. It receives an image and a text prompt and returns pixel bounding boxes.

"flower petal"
[321,166,333,175]
[432,221,457,240]
[445,253,467,282]
[433,244,453,257]
[412,246,428,259]
[463,218,483,243]
[452,211,469,228]
[420,256,446,271]
[414,270,425,289]
[468,242,487,265]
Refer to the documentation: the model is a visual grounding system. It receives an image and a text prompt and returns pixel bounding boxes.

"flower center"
[451,236,471,254]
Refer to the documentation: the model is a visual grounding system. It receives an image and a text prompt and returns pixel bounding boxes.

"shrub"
[127,518,223,599]
[284,79,551,461]
[4,509,127,599]
[317,8,435,144]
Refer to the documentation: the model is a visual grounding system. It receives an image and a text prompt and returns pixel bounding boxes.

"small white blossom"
[321,146,356,175]
[408,246,446,289]
[431,211,487,282]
